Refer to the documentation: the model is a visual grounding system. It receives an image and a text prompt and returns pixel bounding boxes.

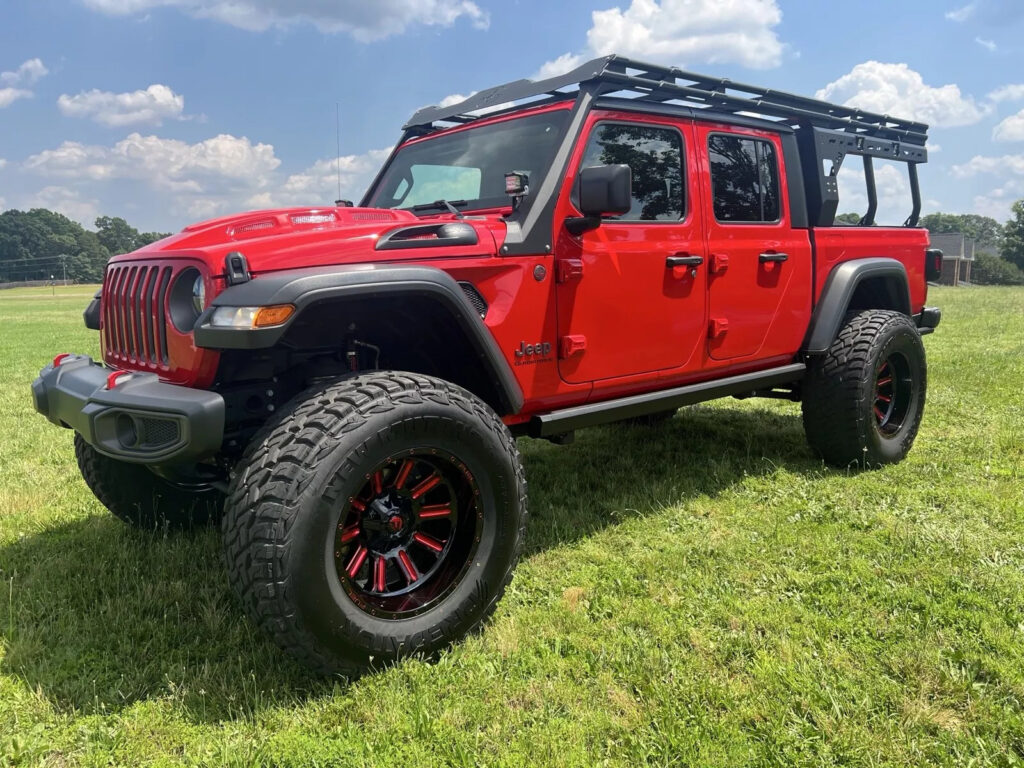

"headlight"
[169,267,205,332]
[192,274,205,315]
[209,304,294,328]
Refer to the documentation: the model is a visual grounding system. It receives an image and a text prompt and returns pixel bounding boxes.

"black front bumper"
[32,355,225,465]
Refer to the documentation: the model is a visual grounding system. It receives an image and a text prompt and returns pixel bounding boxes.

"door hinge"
[708,318,729,339]
[559,334,587,359]
[556,258,584,284]
[709,253,729,275]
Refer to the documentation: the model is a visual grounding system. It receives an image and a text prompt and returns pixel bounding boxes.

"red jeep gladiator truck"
[33,55,942,675]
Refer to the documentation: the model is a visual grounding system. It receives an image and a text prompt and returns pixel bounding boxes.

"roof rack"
[405,54,929,147]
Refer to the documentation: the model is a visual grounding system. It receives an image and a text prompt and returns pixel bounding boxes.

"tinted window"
[708,135,780,222]
[580,123,683,221]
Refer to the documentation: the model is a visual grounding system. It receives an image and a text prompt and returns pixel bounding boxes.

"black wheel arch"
[802,257,912,355]
[193,264,523,416]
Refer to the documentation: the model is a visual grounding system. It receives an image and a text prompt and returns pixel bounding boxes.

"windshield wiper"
[411,199,468,218]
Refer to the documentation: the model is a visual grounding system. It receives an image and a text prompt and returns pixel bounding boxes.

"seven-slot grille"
[102,263,174,367]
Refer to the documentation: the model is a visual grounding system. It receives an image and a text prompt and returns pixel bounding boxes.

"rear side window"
[708,135,780,223]
[580,123,684,221]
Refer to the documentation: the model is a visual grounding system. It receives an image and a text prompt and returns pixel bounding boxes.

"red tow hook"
[52,353,73,368]
[105,370,132,389]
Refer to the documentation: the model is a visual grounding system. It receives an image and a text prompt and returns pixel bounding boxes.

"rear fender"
[803,258,912,354]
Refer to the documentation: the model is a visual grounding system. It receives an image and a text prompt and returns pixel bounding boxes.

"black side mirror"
[578,164,632,217]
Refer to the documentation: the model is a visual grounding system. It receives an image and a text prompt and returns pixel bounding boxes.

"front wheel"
[74,435,224,529]
[802,310,927,467]
[223,372,527,676]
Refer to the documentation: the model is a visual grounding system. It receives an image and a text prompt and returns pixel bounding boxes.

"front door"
[696,125,812,361]
[555,116,707,384]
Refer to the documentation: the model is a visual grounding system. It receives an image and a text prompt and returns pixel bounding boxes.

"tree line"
[3,202,1024,286]
[0,209,169,284]
[838,204,1024,284]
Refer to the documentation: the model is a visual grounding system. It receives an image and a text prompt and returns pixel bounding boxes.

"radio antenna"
[335,102,342,204]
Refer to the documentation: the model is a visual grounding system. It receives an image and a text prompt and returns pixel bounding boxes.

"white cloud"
[57,84,186,127]
[975,36,997,52]
[81,0,488,41]
[0,58,48,108]
[0,88,32,108]
[536,0,785,79]
[26,132,280,189]
[0,159,7,169]
[816,61,987,127]
[438,92,475,108]
[24,186,101,226]
[989,84,1024,103]
[949,154,1024,219]
[993,109,1024,142]
[836,162,917,226]
[952,154,1024,177]
[534,53,586,81]
[1,58,48,87]
[25,133,282,219]
[946,2,977,21]
[247,148,392,209]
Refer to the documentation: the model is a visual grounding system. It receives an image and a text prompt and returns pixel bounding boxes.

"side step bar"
[529,363,806,438]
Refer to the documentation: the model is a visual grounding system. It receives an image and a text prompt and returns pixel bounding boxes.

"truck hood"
[115,206,505,274]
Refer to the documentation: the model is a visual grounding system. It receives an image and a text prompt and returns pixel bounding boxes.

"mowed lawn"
[1,284,1022,767]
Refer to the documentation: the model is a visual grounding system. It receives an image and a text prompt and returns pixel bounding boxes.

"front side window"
[366,111,569,212]
[579,123,684,221]
[708,134,781,223]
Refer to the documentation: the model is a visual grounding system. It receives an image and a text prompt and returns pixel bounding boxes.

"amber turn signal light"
[253,304,295,327]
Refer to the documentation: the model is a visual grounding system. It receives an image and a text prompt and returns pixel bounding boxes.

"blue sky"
[2,0,1024,232]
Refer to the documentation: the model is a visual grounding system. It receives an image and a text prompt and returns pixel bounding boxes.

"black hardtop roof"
[405,54,928,147]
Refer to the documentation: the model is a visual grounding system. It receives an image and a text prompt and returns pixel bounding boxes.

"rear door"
[695,125,812,361]
[555,115,707,384]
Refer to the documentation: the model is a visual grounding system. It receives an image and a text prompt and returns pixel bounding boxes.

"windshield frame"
[361,103,574,215]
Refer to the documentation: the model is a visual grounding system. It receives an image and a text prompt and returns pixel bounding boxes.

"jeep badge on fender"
[514,341,552,360]
[33,54,939,677]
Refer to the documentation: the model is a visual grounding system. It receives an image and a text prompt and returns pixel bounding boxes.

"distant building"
[928,232,974,286]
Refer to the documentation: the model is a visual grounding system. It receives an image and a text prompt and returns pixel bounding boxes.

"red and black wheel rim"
[873,352,913,435]
[334,449,482,619]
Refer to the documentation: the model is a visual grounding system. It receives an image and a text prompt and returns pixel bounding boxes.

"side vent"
[376,222,478,251]
[458,282,488,319]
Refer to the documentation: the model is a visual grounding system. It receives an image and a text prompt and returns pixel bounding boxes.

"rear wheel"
[802,310,926,467]
[222,372,527,675]
[74,435,224,529]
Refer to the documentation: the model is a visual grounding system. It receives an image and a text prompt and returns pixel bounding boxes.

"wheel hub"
[333,451,481,619]
[360,491,412,551]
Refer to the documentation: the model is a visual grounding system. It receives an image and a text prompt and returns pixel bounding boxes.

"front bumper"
[32,355,224,465]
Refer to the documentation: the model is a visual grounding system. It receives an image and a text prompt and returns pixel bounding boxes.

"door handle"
[666,255,704,267]
[758,252,789,263]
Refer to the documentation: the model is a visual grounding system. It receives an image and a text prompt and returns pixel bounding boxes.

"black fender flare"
[193,264,523,415]
[802,257,912,354]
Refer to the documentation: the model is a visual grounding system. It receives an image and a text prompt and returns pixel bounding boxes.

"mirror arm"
[564,215,602,236]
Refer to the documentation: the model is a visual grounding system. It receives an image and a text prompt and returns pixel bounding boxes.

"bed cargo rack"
[388,55,929,254]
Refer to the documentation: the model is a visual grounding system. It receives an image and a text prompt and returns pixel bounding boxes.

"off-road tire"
[222,371,527,676]
[74,434,224,529]
[802,310,926,467]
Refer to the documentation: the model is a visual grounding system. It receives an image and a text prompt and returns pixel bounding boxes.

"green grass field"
[1,284,1022,766]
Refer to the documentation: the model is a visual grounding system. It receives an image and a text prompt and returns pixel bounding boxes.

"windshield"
[365,110,570,212]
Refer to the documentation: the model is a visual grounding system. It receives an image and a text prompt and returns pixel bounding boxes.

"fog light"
[115,413,138,448]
